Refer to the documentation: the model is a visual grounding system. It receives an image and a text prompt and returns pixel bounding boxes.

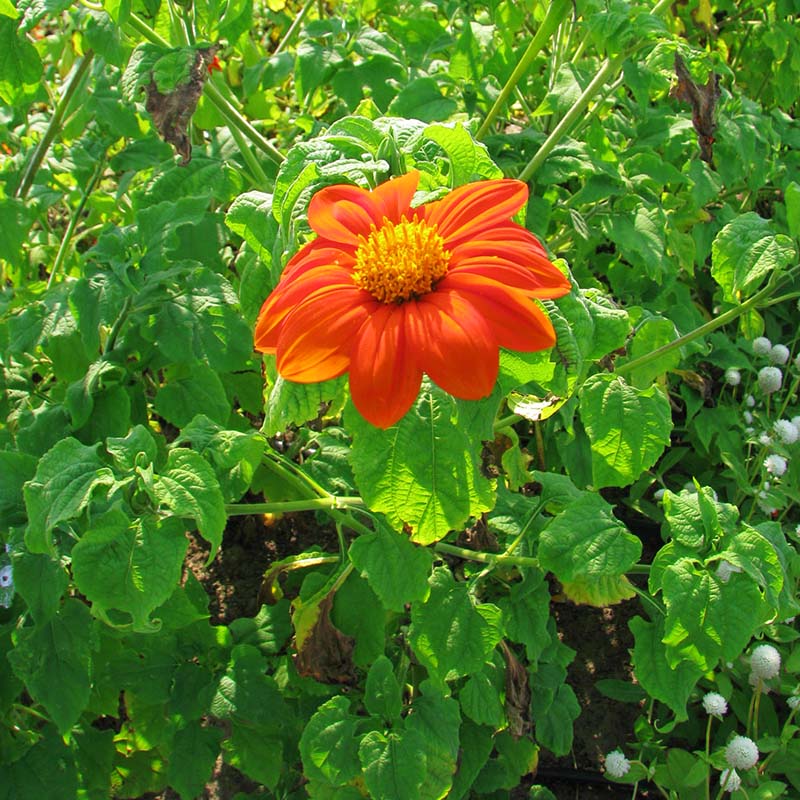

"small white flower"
[604,750,630,778]
[682,481,698,494]
[0,565,12,588]
[702,692,728,718]
[750,644,781,679]
[743,410,753,424]
[792,416,800,430]
[758,366,783,394]
[716,560,742,583]
[788,695,800,710]
[653,488,665,501]
[725,735,759,770]
[769,344,791,365]
[774,419,799,444]
[724,368,742,386]
[720,768,742,793]
[759,432,772,446]
[764,454,788,476]
[745,426,754,434]
[746,394,756,408]
[752,336,772,356]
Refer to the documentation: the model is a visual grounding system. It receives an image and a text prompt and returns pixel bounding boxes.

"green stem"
[47,154,106,289]
[228,122,271,186]
[434,541,540,568]
[225,497,365,516]
[273,0,317,56]
[705,715,713,800]
[126,14,284,165]
[15,53,95,200]
[518,0,673,182]
[476,0,572,140]
[615,279,782,379]
[103,297,133,355]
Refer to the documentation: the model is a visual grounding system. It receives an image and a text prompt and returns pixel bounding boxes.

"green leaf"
[72,509,188,631]
[365,655,402,722]
[620,317,680,388]
[785,181,800,239]
[348,384,496,545]
[154,448,226,554]
[472,730,538,793]
[497,569,551,663]
[0,450,37,527]
[3,728,78,800]
[461,668,505,728]
[388,76,457,122]
[538,492,641,582]
[8,599,94,734]
[629,615,702,720]
[263,373,347,435]
[359,729,428,800]
[0,195,35,263]
[449,721,494,800]
[225,191,277,263]
[223,722,284,789]
[348,524,432,612]
[531,670,580,756]
[218,0,252,43]
[106,425,159,473]
[167,725,223,800]
[23,438,116,554]
[711,212,796,301]
[409,567,502,683]
[11,550,68,624]
[579,374,672,488]
[331,570,386,667]
[154,364,231,428]
[0,18,42,105]
[229,601,291,655]
[300,695,362,786]
[424,123,501,185]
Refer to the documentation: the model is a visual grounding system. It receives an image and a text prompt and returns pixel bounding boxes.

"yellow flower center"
[353,216,451,304]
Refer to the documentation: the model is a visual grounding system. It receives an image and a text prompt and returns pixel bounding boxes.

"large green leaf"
[167,725,223,800]
[8,599,95,734]
[711,212,796,301]
[225,190,277,263]
[23,438,116,554]
[359,729,428,800]
[348,524,432,612]
[364,655,402,722]
[409,567,502,683]
[11,550,68,624]
[72,509,188,631]
[348,384,496,545]
[300,695,363,786]
[0,17,42,105]
[153,448,226,555]
[2,729,78,800]
[538,492,641,582]
[579,373,672,488]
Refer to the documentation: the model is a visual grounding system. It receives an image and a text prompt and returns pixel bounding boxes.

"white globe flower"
[653,488,665,501]
[720,768,742,793]
[725,735,759,770]
[743,410,753,424]
[788,695,800,710]
[604,750,631,778]
[758,366,783,394]
[792,416,800,430]
[702,692,728,718]
[750,644,781,679]
[758,432,772,446]
[764,454,788,477]
[769,344,791,365]
[752,336,772,356]
[724,368,741,386]
[774,419,799,445]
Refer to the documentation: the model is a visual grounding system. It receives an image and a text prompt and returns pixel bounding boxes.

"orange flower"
[255,170,571,428]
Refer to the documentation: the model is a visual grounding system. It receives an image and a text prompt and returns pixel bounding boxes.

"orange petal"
[409,291,498,400]
[308,184,385,246]
[422,179,528,249]
[371,170,419,223]
[275,286,375,382]
[349,304,424,428]
[442,273,558,352]
[281,238,356,281]
[449,256,571,298]
[254,266,356,352]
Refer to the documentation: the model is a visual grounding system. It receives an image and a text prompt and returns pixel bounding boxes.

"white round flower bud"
[720,768,741,793]
[724,368,741,386]
[746,394,756,408]
[653,488,665,501]
[759,432,772,446]
[702,692,728,718]
[752,336,772,356]
[764,454,788,477]
[758,366,783,394]
[769,344,790,365]
[750,644,781,679]
[792,416,800,430]
[604,750,630,778]
[788,695,800,710]
[725,735,759,770]
[774,419,799,445]
[743,410,753,424]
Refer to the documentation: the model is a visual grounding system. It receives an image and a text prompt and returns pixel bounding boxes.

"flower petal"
[254,265,357,352]
[410,291,498,399]
[422,179,528,248]
[442,273,558,352]
[275,285,376,382]
[308,184,386,245]
[349,304,424,428]
[371,170,419,223]
[281,238,356,281]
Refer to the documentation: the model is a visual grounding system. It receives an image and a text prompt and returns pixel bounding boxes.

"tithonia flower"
[254,171,571,428]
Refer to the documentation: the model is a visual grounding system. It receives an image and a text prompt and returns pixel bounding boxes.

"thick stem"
[434,541,540,567]
[225,497,365,516]
[16,53,95,200]
[273,0,317,56]
[476,0,572,141]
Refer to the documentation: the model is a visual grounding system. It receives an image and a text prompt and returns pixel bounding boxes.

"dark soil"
[176,513,651,800]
